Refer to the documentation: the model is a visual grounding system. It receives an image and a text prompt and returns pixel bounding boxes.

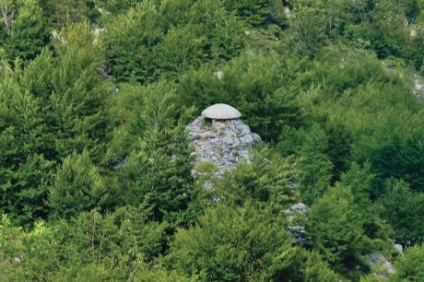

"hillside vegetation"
[1,0,424,281]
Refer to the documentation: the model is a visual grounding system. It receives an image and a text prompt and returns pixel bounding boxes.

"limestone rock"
[187,115,260,179]
[369,253,395,276]
[284,203,309,244]
[413,75,424,101]
[394,243,403,254]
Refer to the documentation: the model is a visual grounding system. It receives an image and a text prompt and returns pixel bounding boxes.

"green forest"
[1,0,424,281]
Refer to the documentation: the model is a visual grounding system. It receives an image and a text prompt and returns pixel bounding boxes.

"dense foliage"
[1,0,424,281]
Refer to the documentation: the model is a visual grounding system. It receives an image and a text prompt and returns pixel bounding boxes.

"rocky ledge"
[187,116,261,178]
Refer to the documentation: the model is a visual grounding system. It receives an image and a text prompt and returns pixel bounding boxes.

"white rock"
[214,70,224,79]
[394,244,403,254]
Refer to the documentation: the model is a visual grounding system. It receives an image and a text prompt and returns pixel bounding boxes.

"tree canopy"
[1,0,424,280]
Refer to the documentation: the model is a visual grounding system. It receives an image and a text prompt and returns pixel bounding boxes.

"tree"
[6,208,167,281]
[0,0,16,36]
[47,22,110,161]
[304,251,341,281]
[285,0,328,58]
[213,147,299,213]
[0,22,110,225]
[340,162,374,208]
[306,185,372,274]
[379,179,424,246]
[108,83,198,226]
[166,202,295,281]
[0,214,23,266]
[223,0,272,26]
[103,0,245,83]
[369,132,424,196]
[389,244,424,282]
[48,151,120,220]
[295,125,334,204]
[0,60,54,224]
[40,0,91,29]
[4,0,49,63]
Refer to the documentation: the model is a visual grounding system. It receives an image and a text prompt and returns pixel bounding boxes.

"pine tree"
[166,203,294,281]
[214,147,299,213]
[4,0,49,63]
[110,83,197,225]
[297,125,334,204]
[0,60,54,224]
[306,185,372,274]
[389,244,424,282]
[48,151,120,219]
[47,22,110,161]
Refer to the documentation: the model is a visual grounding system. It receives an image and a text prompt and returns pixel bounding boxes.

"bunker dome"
[201,103,241,120]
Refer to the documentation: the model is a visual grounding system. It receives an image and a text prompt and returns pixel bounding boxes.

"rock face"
[284,203,309,244]
[187,115,261,178]
[413,75,424,101]
[368,253,395,278]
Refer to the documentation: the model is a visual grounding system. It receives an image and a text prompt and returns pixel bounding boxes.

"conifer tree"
[47,22,109,161]
[110,83,197,225]
[48,151,120,219]
[214,148,299,213]
[380,179,424,246]
[0,60,54,224]
[306,185,372,274]
[297,125,333,204]
[388,244,424,282]
[4,0,49,63]
[166,203,294,281]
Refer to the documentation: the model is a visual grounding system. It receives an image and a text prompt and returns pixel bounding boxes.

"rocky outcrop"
[413,75,424,101]
[368,253,395,280]
[187,116,261,178]
[284,203,308,244]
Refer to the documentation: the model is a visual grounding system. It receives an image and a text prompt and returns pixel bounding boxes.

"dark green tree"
[47,22,110,161]
[306,185,372,274]
[223,0,272,26]
[103,0,245,83]
[108,83,197,226]
[4,0,49,63]
[0,60,54,224]
[297,125,334,204]
[40,0,91,29]
[379,179,424,246]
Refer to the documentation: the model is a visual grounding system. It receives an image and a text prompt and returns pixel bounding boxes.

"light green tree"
[166,202,295,281]
[389,244,424,281]
[48,151,120,219]
[213,147,299,213]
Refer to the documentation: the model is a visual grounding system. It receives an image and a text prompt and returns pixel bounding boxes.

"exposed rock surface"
[413,75,424,101]
[284,203,308,244]
[368,253,395,279]
[187,116,261,178]
[394,243,403,254]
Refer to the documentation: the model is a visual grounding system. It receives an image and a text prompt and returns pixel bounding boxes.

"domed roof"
[201,104,241,119]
